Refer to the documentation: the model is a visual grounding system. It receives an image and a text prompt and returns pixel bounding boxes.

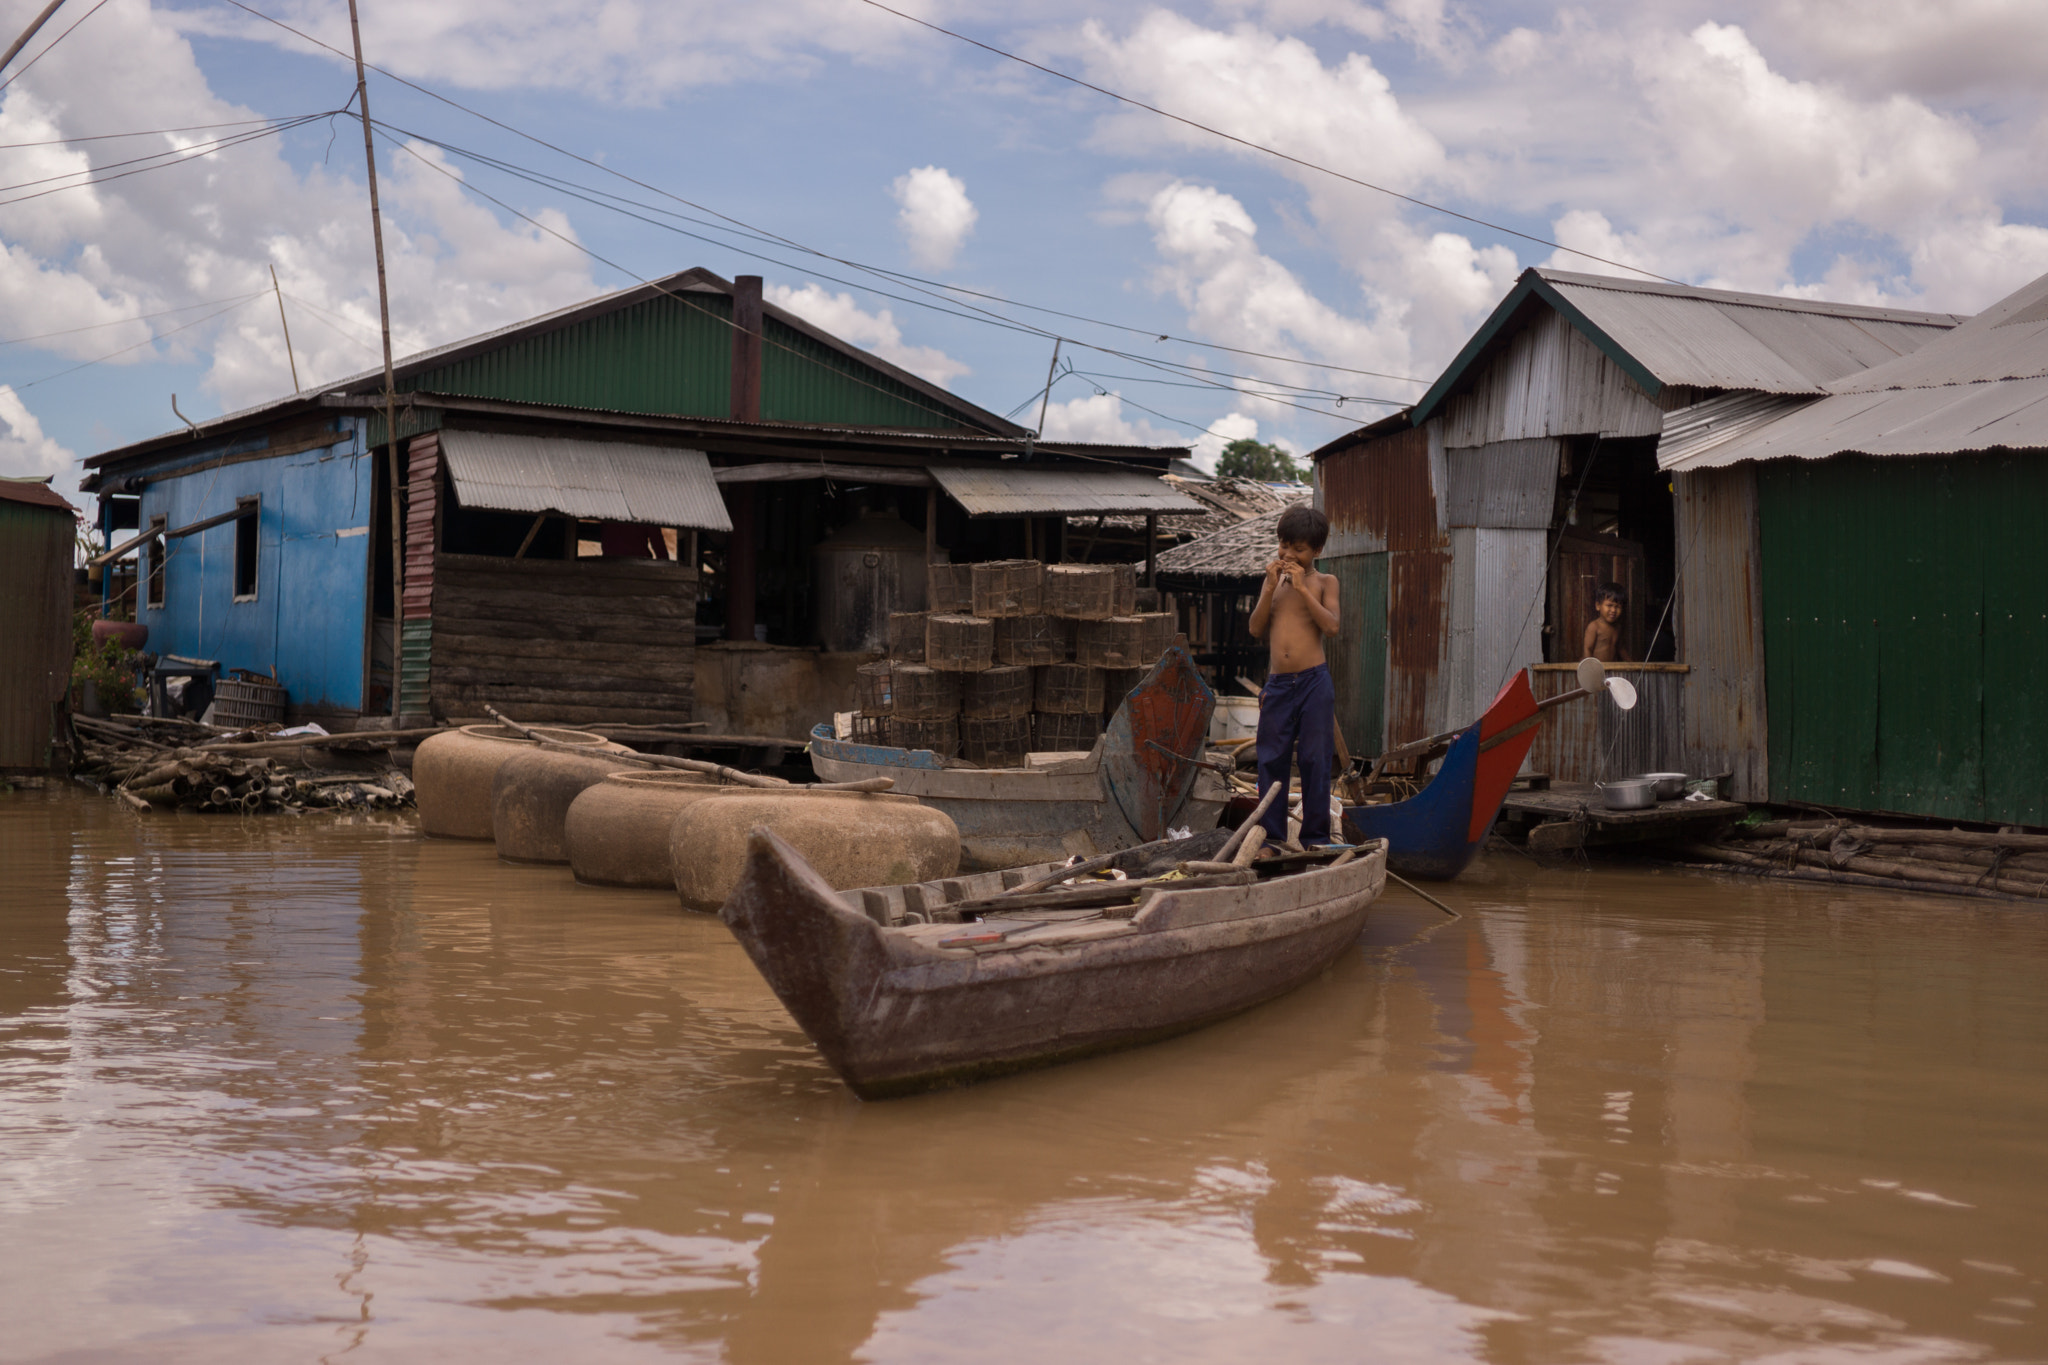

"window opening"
[233,496,259,601]
[145,515,166,609]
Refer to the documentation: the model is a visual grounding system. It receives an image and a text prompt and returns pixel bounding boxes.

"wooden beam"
[713,462,934,486]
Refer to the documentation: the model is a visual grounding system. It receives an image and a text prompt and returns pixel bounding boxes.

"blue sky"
[4,0,2046,505]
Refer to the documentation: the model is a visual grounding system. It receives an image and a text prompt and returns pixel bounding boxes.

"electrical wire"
[0,115,316,150]
[0,112,333,210]
[0,290,270,348]
[0,0,112,96]
[210,0,1433,387]
[279,292,382,350]
[0,111,334,197]
[855,0,1681,286]
[2,293,265,393]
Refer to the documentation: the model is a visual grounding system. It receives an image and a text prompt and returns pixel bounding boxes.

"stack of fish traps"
[871,560,1172,764]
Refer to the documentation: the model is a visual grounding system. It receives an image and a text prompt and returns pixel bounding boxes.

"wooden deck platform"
[1500,782,1747,854]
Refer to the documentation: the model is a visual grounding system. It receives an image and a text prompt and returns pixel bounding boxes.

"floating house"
[0,476,78,772]
[1310,268,1962,793]
[80,269,1196,736]
[1658,268,2048,828]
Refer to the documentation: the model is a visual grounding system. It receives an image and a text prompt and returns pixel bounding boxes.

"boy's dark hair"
[1596,582,1626,605]
[1276,503,1329,553]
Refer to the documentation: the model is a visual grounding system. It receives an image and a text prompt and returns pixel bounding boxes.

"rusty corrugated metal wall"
[0,500,75,771]
[1673,465,1768,800]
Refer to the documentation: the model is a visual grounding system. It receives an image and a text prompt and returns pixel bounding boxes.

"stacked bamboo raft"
[1680,819,2048,903]
[70,713,425,813]
[866,562,1170,762]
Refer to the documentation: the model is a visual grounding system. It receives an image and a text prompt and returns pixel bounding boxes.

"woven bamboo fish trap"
[1112,563,1138,616]
[889,715,959,756]
[1034,663,1104,715]
[1131,611,1175,661]
[855,660,893,715]
[887,612,928,663]
[888,664,961,719]
[970,559,1043,617]
[1032,711,1102,751]
[850,713,888,744]
[925,614,994,672]
[961,714,1032,768]
[1074,615,1149,669]
[993,614,1066,666]
[1043,563,1118,620]
[928,563,974,614]
[1099,666,1144,718]
[962,665,1033,719]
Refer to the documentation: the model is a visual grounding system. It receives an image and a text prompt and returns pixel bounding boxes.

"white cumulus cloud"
[892,166,978,272]
[765,282,970,388]
[0,388,76,481]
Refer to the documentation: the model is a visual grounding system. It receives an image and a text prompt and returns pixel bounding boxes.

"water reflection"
[0,786,2042,1362]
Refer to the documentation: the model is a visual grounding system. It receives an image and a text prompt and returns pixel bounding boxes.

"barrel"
[413,724,613,839]
[565,771,722,888]
[669,789,961,912]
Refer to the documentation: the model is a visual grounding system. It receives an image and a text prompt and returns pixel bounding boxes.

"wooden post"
[925,485,938,565]
[1145,512,1158,587]
[725,485,757,642]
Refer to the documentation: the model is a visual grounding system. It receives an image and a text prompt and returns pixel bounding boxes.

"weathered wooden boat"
[1344,669,1545,880]
[720,826,1389,1098]
[807,646,1229,871]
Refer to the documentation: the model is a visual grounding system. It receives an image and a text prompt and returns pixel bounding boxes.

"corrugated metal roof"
[1657,391,1816,469]
[1660,269,2048,468]
[0,477,76,514]
[438,431,732,531]
[931,466,1205,518]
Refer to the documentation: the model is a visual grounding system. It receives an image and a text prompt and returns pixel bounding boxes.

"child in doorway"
[1247,504,1342,848]
[1584,582,1628,662]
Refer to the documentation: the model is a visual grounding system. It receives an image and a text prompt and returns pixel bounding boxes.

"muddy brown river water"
[2,784,2044,1363]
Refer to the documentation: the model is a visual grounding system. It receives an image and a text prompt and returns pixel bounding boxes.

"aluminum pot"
[1598,777,1658,811]
[1641,772,1688,801]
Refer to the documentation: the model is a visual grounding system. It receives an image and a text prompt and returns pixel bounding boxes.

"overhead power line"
[3,293,265,393]
[0,290,270,348]
[210,0,1432,390]
[854,0,1682,286]
[0,112,335,210]
[0,115,312,150]
[0,0,110,95]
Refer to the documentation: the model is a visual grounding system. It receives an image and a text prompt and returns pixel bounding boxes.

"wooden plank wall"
[398,433,440,720]
[428,552,697,726]
[0,502,75,771]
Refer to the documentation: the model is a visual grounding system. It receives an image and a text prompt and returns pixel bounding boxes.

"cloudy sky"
[3,0,2045,500]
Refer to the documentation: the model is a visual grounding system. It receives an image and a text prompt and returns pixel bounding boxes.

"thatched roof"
[1154,504,1296,585]
[1069,475,1305,540]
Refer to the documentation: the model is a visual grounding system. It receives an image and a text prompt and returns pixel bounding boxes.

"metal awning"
[929,465,1204,518]
[438,431,732,531]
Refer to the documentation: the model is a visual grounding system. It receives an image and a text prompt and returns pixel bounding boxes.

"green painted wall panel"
[759,318,964,428]
[404,295,734,418]
[1760,454,2045,825]
[1319,551,1387,755]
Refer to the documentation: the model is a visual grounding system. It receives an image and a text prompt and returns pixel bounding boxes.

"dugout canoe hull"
[720,828,1388,1099]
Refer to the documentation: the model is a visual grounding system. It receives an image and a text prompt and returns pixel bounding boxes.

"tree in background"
[1214,438,1302,482]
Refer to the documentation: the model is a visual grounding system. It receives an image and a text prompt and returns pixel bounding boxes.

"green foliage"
[71,610,139,714]
[1214,438,1302,482]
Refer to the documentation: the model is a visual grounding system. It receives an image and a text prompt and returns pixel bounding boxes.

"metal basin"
[1640,772,1687,801]
[1598,777,1659,811]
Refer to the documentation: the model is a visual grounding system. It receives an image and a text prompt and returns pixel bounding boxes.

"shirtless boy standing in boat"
[1247,504,1342,848]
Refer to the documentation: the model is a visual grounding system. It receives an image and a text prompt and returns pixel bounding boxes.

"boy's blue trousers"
[1255,663,1335,845]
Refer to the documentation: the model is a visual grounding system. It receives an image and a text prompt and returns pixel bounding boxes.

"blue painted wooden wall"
[136,420,373,714]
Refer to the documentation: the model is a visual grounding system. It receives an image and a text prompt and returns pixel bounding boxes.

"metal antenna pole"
[269,264,300,394]
[346,0,406,720]
[1033,338,1062,437]
[0,0,66,76]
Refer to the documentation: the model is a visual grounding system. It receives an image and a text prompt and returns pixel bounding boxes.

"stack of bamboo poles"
[1679,819,2048,903]
[70,713,423,814]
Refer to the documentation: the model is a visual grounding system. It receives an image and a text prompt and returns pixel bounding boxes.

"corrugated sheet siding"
[1318,423,1437,556]
[1674,465,1768,800]
[0,501,74,770]
[1444,439,1558,528]
[404,294,734,418]
[1473,528,1549,717]
[1439,310,1671,446]
[1319,552,1387,753]
[760,317,963,429]
[1530,665,1687,783]
[1759,453,2048,825]
[1386,547,1451,743]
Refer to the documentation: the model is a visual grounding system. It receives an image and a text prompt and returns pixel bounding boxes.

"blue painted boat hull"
[1345,727,1486,880]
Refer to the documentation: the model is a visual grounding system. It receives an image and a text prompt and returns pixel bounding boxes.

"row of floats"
[412,724,962,907]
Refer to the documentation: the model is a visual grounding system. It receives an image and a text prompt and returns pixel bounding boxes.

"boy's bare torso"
[1252,544,1340,673]
[1583,616,1621,662]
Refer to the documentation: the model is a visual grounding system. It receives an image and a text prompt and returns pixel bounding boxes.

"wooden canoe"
[719,827,1389,1099]
[807,646,1228,871]
[1345,669,1543,880]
